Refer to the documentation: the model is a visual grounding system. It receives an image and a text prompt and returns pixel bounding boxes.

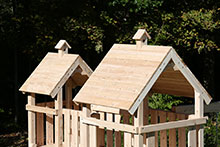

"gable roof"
[74,44,212,114]
[19,52,92,98]
[132,29,151,40]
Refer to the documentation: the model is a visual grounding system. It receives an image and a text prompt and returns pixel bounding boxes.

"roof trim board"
[128,49,212,114]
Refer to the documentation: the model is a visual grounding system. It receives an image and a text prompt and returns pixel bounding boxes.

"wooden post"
[159,111,167,147]
[188,126,196,147]
[177,114,186,147]
[115,114,121,147]
[89,125,97,147]
[46,102,54,145]
[195,90,204,147]
[150,110,158,147]
[97,112,105,147]
[168,112,176,147]
[107,113,113,147]
[55,89,63,147]
[134,101,143,147]
[80,105,90,147]
[65,79,72,109]
[123,112,132,147]
[28,93,36,147]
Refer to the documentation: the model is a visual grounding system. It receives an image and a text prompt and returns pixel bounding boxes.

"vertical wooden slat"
[55,89,63,147]
[72,111,79,147]
[143,97,149,147]
[80,105,90,147]
[28,93,36,147]
[188,126,196,147]
[168,112,176,147]
[36,112,44,145]
[65,79,72,109]
[107,113,113,147]
[177,114,186,147]
[123,113,132,147]
[89,125,97,147]
[134,101,144,147]
[150,110,158,147]
[114,114,121,147]
[64,110,71,147]
[46,102,53,145]
[159,111,167,147]
[97,112,105,147]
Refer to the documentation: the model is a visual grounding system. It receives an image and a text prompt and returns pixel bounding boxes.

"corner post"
[195,90,204,147]
[28,93,36,147]
[134,101,144,147]
[55,89,63,147]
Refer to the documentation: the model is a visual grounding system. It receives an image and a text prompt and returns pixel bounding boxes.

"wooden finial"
[55,40,71,57]
[133,29,151,49]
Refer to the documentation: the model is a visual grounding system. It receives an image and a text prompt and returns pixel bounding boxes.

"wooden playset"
[20,29,212,147]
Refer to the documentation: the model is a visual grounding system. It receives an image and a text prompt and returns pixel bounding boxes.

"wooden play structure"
[20,29,212,147]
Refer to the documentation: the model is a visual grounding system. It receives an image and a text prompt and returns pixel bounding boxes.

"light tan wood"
[146,132,155,147]
[195,90,204,147]
[28,93,36,147]
[89,125,97,147]
[97,112,105,147]
[55,89,63,147]
[150,109,158,147]
[123,113,132,147]
[26,105,58,115]
[188,127,196,147]
[134,102,143,147]
[65,79,72,109]
[81,115,137,133]
[159,111,167,147]
[177,114,186,147]
[114,114,121,147]
[36,112,44,146]
[91,104,120,114]
[64,109,71,147]
[139,117,207,133]
[107,113,113,147]
[168,112,176,147]
[80,106,90,147]
[71,110,79,147]
[46,113,53,145]
[19,53,92,98]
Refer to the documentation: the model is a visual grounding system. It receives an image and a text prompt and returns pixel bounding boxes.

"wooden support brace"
[28,93,36,147]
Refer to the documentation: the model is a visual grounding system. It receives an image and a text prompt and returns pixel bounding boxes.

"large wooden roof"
[74,44,212,114]
[19,52,92,97]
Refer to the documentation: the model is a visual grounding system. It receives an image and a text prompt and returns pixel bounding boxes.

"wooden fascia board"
[50,57,80,98]
[91,104,120,114]
[171,49,212,104]
[128,48,173,115]
[78,56,93,77]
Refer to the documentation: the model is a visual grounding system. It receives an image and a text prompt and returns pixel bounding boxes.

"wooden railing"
[32,103,206,147]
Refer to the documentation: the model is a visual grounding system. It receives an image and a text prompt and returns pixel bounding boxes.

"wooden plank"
[168,112,176,147]
[134,101,144,147]
[28,93,36,147]
[80,106,90,147]
[106,113,113,147]
[195,90,204,147]
[177,114,186,147]
[55,89,63,147]
[159,111,167,147]
[72,111,79,147]
[91,104,120,114]
[188,127,196,147]
[36,112,44,145]
[114,114,121,147]
[64,109,71,147]
[123,113,132,147]
[146,132,156,147]
[26,105,58,115]
[65,79,72,109]
[140,117,207,133]
[46,113,53,145]
[97,112,105,147]
[150,109,158,147]
[89,125,97,147]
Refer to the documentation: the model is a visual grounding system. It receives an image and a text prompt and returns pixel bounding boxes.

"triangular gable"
[128,49,212,114]
[19,53,92,98]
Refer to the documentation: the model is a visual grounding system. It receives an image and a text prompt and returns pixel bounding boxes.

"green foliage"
[148,93,183,110]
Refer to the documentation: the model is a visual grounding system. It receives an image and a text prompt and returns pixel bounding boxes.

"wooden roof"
[19,52,92,98]
[74,44,212,114]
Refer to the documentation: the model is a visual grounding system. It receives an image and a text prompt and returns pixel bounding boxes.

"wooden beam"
[55,89,63,147]
[134,101,144,147]
[81,116,137,134]
[139,117,207,134]
[28,93,36,147]
[26,105,58,115]
[91,104,120,114]
[80,105,90,147]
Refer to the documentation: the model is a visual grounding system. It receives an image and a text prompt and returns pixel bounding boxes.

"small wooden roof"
[74,44,212,114]
[19,52,92,98]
